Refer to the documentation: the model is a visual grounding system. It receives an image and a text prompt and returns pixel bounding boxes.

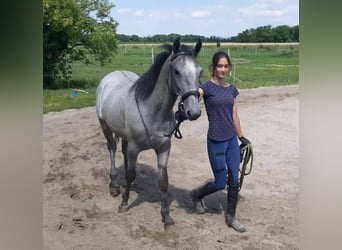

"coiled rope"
[239,143,254,191]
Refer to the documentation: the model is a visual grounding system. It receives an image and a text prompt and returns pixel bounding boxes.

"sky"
[109,0,299,38]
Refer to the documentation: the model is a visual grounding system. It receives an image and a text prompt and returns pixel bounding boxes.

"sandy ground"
[43,84,299,250]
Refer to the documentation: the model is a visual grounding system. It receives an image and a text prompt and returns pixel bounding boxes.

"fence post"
[233,64,236,85]
[228,48,232,77]
[151,47,154,64]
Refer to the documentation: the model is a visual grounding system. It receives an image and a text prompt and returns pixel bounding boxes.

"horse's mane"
[130,43,195,100]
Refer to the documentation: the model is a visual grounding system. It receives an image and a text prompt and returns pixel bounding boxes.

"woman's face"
[214,57,230,79]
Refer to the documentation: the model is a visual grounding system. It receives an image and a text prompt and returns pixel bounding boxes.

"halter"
[169,51,200,103]
[136,50,200,141]
[164,51,200,139]
[169,51,194,62]
[168,51,200,94]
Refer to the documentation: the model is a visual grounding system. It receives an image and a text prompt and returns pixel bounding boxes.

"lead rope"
[164,90,199,139]
[164,101,186,139]
[135,67,183,142]
[165,121,183,139]
[239,143,254,191]
[135,91,153,145]
[137,92,186,140]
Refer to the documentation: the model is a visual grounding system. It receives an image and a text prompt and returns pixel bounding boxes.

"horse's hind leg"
[155,143,175,227]
[118,142,138,213]
[99,119,120,196]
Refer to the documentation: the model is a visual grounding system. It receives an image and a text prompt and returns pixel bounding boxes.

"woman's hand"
[198,88,204,101]
[239,136,250,146]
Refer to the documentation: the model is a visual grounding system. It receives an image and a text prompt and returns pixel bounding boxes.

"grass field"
[43,43,299,113]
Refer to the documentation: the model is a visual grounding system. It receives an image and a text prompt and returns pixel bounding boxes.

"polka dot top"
[201,80,239,141]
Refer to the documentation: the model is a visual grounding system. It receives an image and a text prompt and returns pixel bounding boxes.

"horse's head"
[169,37,203,121]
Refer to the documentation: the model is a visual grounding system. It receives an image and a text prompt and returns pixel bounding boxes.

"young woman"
[190,51,250,233]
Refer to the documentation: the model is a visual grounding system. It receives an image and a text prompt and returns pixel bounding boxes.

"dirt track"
[43,84,299,250]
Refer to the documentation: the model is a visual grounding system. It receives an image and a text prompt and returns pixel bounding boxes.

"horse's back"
[96,70,139,120]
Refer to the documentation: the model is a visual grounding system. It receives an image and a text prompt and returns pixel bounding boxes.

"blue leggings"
[207,136,240,191]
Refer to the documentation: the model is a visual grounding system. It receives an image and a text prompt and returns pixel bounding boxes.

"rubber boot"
[190,182,216,214]
[226,185,246,233]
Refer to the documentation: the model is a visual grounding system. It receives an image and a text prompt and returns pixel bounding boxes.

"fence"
[117,43,299,85]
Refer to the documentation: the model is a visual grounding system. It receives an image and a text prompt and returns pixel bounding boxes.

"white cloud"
[173,11,185,18]
[255,9,284,17]
[268,0,286,3]
[133,10,144,17]
[238,4,285,17]
[208,19,217,24]
[112,0,298,37]
[117,8,132,14]
[191,11,211,18]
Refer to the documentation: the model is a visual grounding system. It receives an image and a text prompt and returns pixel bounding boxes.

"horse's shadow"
[114,163,233,215]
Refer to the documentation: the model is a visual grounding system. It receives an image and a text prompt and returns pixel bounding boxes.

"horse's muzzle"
[181,92,201,121]
[187,109,201,121]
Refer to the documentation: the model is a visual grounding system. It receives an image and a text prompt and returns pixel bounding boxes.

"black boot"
[190,182,216,214]
[226,185,246,233]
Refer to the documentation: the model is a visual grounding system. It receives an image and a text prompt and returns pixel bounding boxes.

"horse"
[96,37,203,226]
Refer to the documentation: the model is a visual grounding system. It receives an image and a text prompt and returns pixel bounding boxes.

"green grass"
[43,88,97,113]
[43,44,299,113]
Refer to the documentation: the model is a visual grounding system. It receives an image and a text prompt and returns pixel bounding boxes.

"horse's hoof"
[109,183,120,197]
[162,217,175,227]
[118,203,129,213]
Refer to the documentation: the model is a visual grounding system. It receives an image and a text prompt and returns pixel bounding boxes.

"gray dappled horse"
[96,37,202,226]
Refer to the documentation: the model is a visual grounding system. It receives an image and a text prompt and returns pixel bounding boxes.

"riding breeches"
[207,136,240,191]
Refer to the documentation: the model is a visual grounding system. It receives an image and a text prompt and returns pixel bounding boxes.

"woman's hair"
[210,51,232,76]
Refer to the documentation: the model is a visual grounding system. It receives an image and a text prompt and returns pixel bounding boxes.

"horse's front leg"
[155,141,175,227]
[118,142,138,213]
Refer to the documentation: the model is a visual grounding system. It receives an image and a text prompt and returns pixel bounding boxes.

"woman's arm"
[233,98,243,138]
[198,87,204,101]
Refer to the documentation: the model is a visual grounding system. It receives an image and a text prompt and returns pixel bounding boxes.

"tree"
[254,25,273,42]
[273,25,291,42]
[290,25,299,42]
[43,0,119,88]
[233,25,299,43]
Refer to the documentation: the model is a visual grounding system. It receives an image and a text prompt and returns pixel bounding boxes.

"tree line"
[117,25,299,43]
[43,0,298,89]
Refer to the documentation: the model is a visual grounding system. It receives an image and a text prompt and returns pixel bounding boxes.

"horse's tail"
[96,74,116,119]
[96,79,106,119]
[95,71,117,119]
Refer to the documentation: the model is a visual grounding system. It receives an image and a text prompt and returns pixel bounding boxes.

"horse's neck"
[149,58,177,115]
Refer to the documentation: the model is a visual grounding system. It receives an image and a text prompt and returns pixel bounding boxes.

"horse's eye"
[174,69,180,75]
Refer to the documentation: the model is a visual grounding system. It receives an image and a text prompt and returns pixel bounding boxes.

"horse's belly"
[96,70,140,136]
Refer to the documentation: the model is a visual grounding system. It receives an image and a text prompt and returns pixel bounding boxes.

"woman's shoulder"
[201,80,213,89]
[202,80,213,85]
[227,82,235,88]
[229,84,239,96]
[199,81,214,98]
[199,80,210,90]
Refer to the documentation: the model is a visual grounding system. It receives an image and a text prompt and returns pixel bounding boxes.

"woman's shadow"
[114,163,238,215]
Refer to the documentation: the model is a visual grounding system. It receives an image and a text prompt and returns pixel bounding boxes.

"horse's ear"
[194,38,202,57]
[173,37,181,54]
